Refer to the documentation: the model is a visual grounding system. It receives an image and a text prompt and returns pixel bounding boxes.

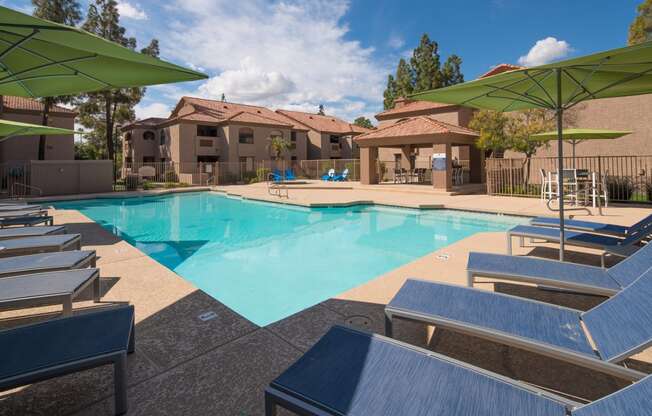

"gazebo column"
[431,143,452,191]
[400,145,413,170]
[469,143,485,183]
[360,146,378,185]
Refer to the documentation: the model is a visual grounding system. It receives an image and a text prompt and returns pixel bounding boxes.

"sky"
[1,0,645,124]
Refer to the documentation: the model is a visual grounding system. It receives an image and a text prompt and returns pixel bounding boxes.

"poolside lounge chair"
[333,168,349,181]
[385,272,652,382]
[321,168,335,181]
[284,169,296,180]
[266,325,652,416]
[0,234,81,258]
[0,214,53,228]
[530,213,652,237]
[0,209,49,219]
[0,305,135,416]
[0,250,96,278]
[0,204,42,212]
[467,241,652,296]
[506,223,652,267]
[271,169,283,182]
[0,268,101,316]
[0,225,65,240]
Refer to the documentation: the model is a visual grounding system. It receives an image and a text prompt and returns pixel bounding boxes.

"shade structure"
[410,40,652,261]
[531,128,632,166]
[0,118,73,141]
[0,6,207,97]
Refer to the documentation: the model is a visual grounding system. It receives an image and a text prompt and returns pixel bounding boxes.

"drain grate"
[436,253,450,260]
[345,315,372,328]
[198,311,218,322]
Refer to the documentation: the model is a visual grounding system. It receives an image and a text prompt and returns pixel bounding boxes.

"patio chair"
[284,169,296,180]
[393,168,406,183]
[466,240,652,296]
[0,209,49,219]
[529,213,652,237]
[0,225,65,240]
[321,168,335,181]
[265,325,652,416]
[385,271,652,382]
[0,234,81,258]
[0,250,96,278]
[540,168,554,200]
[0,214,53,228]
[333,168,349,181]
[0,305,135,416]
[505,223,652,267]
[0,204,41,212]
[0,268,101,316]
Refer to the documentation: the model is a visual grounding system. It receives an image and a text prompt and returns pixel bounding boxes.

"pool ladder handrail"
[267,173,289,198]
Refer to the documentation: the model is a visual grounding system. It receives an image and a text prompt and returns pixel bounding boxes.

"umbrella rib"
[522,69,556,107]
[0,54,98,83]
[458,72,538,106]
[483,83,554,108]
[0,73,83,85]
[0,29,38,61]
[484,92,552,109]
[563,56,610,104]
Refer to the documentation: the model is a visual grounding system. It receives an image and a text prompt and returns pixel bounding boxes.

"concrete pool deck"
[1,186,651,415]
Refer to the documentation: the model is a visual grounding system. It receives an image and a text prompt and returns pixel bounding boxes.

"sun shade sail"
[0,118,73,140]
[0,6,207,97]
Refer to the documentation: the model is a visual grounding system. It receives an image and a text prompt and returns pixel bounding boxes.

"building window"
[239,128,254,144]
[290,131,297,142]
[197,125,218,137]
[125,132,132,141]
[291,156,297,161]
[159,130,166,145]
[143,131,155,141]
[329,135,341,144]
[199,139,213,147]
[143,156,155,163]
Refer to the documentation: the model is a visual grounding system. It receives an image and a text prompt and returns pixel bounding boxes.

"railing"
[119,161,218,190]
[299,159,359,181]
[486,156,652,203]
[0,163,30,198]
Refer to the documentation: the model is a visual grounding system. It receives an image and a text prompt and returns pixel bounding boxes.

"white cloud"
[518,37,572,66]
[117,1,148,20]
[156,0,385,122]
[387,34,405,49]
[134,102,171,119]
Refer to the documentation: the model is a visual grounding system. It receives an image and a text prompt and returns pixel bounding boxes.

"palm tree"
[267,135,292,160]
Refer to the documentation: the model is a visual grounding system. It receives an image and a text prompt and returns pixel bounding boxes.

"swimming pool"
[54,192,526,326]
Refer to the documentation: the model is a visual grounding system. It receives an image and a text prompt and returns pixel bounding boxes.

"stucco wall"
[29,160,113,196]
[0,112,74,162]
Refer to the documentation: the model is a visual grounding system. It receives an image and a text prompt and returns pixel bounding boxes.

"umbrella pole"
[556,68,565,262]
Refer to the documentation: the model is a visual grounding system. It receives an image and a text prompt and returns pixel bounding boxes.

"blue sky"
[2,0,644,123]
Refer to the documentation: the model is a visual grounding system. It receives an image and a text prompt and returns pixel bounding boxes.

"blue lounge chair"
[0,250,96,278]
[333,168,349,181]
[321,168,335,181]
[284,169,296,180]
[0,234,81,258]
[506,223,652,267]
[530,213,652,237]
[0,305,135,415]
[467,241,652,296]
[0,225,65,240]
[266,325,652,416]
[386,272,652,382]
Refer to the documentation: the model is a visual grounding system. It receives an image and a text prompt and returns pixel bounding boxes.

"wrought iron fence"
[486,156,652,203]
[0,162,31,198]
[119,161,218,190]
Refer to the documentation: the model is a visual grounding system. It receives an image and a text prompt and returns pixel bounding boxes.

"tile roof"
[355,116,478,142]
[2,96,77,116]
[479,63,525,79]
[121,117,167,130]
[275,109,371,135]
[375,99,457,120]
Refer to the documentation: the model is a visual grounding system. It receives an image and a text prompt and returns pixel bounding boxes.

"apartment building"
[0,96,76,162]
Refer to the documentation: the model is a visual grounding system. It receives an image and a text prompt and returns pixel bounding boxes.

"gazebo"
[354,116,482,191]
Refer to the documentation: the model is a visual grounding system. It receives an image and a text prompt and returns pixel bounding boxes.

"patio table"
[0,269,100,316]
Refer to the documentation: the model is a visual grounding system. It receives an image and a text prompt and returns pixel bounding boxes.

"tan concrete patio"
[1,186,651,415]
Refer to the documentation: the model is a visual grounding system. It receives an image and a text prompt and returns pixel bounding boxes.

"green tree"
[267,135,292,160]
[353,117,373,129]
[441,55,464,87]
[506,109,554,187]
[383,74,397,110]
[77,0,158,162]
[395,58,414,99]
[317,104,325,115]
[411,34,441,91]
[468,110,510,157]
[31,0,82,160]
[629,0,652,45]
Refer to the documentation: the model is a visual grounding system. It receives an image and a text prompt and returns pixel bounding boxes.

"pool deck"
[1,184,652,415]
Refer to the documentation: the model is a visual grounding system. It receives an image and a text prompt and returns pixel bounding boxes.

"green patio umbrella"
[0,6,207,97]
[531,128,632,167]
[410,40,652,261]
[0,118,73,141]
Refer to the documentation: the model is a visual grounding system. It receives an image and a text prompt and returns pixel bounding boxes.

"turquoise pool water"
[54,192,525,326]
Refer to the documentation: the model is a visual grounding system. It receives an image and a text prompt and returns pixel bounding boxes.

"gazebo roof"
[354,116,478,147]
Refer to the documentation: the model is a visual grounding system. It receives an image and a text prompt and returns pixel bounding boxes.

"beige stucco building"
[0,96,76,162]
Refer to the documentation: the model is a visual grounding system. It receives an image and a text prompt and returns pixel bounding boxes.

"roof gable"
[355,116,477,143]
[275,109,369,135]
[2,96,77,116]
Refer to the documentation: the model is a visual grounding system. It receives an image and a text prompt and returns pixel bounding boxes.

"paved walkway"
[1,187,651,415]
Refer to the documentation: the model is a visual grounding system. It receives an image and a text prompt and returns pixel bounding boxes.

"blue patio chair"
[322,168,335,181]
[266,325,652,416]
[333,168,349,181]
[271,169,283,182]
[0,305,135,415]
[284,169,296,180]
[506,223,652,267]
[466,241,652,296]
[530,213,652,237]
[386,271,652,382]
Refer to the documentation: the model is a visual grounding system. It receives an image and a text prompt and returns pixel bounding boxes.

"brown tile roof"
[2,96,77,116]
[375,99,457,120]
[275,109,370,135]
[121,117,167,130]
[479,63,525,79]
[355,116,477,142]
[168,97,307,130]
